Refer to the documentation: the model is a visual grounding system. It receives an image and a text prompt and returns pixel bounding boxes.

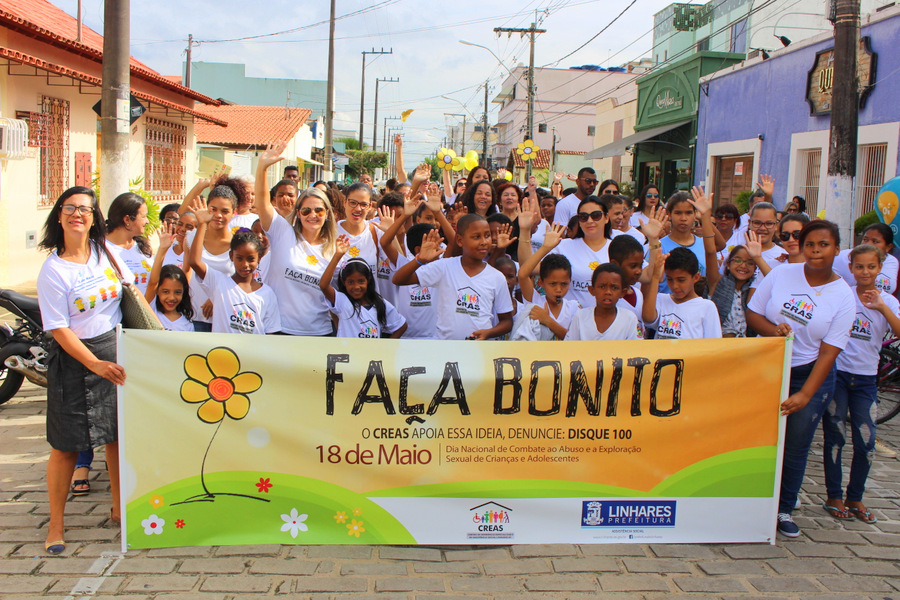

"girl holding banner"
[746,220,855,538]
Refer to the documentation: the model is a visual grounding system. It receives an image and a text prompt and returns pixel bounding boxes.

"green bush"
[855,209,879,236]
[733,190,751,214]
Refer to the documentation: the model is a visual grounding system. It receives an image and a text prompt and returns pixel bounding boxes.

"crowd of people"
[35,136,897,552]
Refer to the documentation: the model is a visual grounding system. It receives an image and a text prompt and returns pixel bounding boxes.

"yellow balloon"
[504,171,513,181]
[465,150,478,161]
[878,190,900,223]
[817,209,826,219]
[464,157,478,170]
[451,161,465,171]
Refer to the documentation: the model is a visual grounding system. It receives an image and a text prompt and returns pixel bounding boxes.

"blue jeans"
[779,361,836,514]
[75,449,93,470]
[192,321,212,333]
[822,370,877,502]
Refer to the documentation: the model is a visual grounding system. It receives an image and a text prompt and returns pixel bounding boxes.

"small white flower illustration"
[141,514,165,535]
[280,508,309,538]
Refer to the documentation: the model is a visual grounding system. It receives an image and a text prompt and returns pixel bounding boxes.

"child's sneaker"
[777,512,800,537]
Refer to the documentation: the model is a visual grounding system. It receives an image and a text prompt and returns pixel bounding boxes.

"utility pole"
[100,0,129,213]
[494,22,545,178]
[824,0,860,248]
[184,34,199,87]
[324,0,335,181]
[358,48,392,150]
[373,77,398,151]
[383,116,401,154]
[445,113,466,155]
[551,126,557,174]
[482,79,489,168]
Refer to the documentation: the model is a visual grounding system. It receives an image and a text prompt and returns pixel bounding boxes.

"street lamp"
[444,113,467,154]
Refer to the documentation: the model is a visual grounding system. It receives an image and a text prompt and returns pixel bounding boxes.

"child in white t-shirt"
[393,214,513,340]
[516,222,580,340]
[144,224,194,332]
[822,244,900,523]
[608,234,648,339]
[565,263,641,341]
[319,234,407,339]
[187,199,281,335]
[643,247,722,339]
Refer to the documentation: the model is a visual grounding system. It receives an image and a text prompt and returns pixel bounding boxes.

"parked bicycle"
[876,338,900,425]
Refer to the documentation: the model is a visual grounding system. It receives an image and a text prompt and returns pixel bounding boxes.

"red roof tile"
[0,0,219,105]
[0,46,227,125]
[194,105,312,146]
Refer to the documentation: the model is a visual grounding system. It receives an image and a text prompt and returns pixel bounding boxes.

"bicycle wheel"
[876,349,900,424]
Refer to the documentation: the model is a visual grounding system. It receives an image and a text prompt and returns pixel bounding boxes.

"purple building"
[695,5,900,220]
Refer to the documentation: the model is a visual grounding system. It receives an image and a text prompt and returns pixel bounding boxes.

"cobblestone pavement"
[1,381,899,599]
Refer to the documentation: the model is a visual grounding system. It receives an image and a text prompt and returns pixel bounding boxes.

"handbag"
[102,244,164,330]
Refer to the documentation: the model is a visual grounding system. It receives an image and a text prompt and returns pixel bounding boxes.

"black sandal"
[71,479,90,496]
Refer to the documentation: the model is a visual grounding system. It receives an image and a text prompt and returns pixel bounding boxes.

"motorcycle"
[0,288,50,405]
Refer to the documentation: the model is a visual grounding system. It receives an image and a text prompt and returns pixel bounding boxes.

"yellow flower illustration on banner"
[436,148,460,171]
[181,347,262,423]
[175,347,267,506]
[333,510,348,523]
[516,139,540,161]
[149,494,165,509]
[347,519,366,537]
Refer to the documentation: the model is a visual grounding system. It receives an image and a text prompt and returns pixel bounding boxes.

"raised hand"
[412,163,431,184]
[541,223,567,250]
[417,228,443,262]
[642,206,668,241]
[566,173,577,182]
[495,223,518,250]
[374,206,396,231]
[335,234,351,255]
[861,289,885,311]
[394,134,403,149]
[189,197,212,225]
[553,171,565,182]
[758,173,775,197]
[744,230,763,258]
[496,168,508,180]
[424,182,443,212]
[259,141,288,170]
[157,221,177,250]
[404,191,424,216]
[527,175,537,193]
[518,195,539,231]
[689,185,713,217]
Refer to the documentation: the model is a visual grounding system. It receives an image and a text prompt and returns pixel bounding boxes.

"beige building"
[0,0,222,285]
[591,95,639,191]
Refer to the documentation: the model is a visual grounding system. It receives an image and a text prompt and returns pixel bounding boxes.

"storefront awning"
[583,120,692,160]
[297,156,325,167]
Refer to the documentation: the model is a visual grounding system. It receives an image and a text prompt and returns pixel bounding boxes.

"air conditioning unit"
[0,118,28,159]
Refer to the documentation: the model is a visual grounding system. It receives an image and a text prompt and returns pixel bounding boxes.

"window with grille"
[798,148,822,217]
[144,117,186,201]
[17,96,70,207]
[587,126,596,137]
[855,143,888,219]
[538,123,547,133]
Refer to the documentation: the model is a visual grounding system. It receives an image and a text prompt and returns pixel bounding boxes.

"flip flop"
[71,479,90,496]
[822,503,852,519]
[849,507,877,524]
[44,540,66,555]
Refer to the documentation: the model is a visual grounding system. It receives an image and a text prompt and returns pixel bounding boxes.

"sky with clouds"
[56,0,680,166]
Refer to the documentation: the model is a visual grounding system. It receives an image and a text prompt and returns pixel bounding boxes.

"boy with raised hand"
[642,248,722,340]
[393,214,513,340]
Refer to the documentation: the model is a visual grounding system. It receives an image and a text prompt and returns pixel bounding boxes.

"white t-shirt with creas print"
[747,263,854,367]
[565,307,641,341]
[392,253,437,339]
[647,294,722,340]
[330,291,406,338]
[833,248,899,295]
[198,269,281,335]
[836,287,900,376]
[415,257,514,340]
[548,238,609,309]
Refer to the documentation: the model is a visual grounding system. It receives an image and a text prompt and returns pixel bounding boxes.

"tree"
[346,150,387,179]
[419,157,443,182]
[335,137,368,151]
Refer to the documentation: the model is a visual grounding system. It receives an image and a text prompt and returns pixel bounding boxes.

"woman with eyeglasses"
[255,141,338,336]
[832,223,898,295]
[522,196,612,309]
[36,186,150,553]
[630,184,661,230]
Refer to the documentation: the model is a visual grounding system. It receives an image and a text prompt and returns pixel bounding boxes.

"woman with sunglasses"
[255,141,338,336]
[832,223,899,294]
[774,214,811,266]
[630,184,662,229]
[522,196,612,309]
